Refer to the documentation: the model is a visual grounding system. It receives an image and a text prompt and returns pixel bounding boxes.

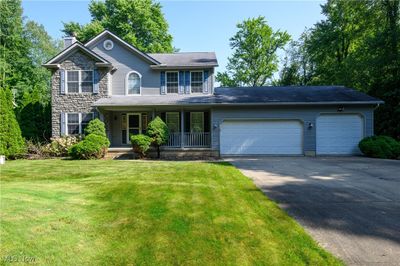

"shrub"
[359,136,400,159]
[146,116,169,158]
[0,88,26,159]
[25,140,50,159]
[68,134,110,160]
[44,136,80,157]
[84,118,106,137]
[131,134,152,158]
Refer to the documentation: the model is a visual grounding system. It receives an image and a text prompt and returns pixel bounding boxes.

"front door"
[127,113,141,143]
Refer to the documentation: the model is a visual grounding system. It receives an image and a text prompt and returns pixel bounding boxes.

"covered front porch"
[100,107,212,149]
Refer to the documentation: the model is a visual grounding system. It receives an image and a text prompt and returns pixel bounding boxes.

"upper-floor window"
[126,71,141,95]
[191,71,203,93]
[66,70,93,93]
[166,71,178,94]
[66,112,94,135]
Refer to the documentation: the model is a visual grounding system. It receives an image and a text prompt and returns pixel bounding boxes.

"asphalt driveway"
[226,156,400,265]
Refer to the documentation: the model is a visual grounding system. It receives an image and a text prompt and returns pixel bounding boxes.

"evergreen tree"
[0,88,25,158]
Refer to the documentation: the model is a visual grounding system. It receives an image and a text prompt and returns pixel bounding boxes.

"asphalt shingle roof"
[148,52,218,67]
[93,86,383,107]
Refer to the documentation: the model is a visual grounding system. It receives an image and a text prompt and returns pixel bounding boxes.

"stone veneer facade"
[51,51,109,137]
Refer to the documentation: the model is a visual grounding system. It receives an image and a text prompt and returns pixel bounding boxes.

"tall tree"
[0,87,25,158]
[1,0,60,142]
[63,0,174,53]
[216,16,290,87]
[282,0,400,139]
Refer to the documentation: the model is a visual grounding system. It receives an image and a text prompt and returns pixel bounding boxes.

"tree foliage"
[0,0,60,142]
[0,88,25,158]
[279,0,400,139]
[62,0,174,53]
[146,116,169,158]
[217,16,290,87]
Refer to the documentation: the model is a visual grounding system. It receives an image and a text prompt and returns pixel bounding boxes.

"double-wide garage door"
[220,120,303,155]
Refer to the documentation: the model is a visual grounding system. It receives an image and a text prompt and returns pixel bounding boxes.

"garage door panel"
[220,120,303,155]
[316,114,363,155]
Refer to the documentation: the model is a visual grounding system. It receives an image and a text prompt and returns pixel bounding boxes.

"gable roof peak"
[84,29,160,65]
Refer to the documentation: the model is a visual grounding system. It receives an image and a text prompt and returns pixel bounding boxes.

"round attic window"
[103,39,114,50]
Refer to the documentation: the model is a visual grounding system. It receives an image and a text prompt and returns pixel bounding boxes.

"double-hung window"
[66,70,93,93]
[166,72,179,94]
[190,112,204,133]
[190,71,203,93]
[166,112,180,133]
[66,113,94,135]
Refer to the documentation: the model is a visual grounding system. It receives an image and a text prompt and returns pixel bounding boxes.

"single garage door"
[220,120,303,155]
[316,114,364,155]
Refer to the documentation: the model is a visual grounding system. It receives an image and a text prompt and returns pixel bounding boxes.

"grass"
[0,159,342,265]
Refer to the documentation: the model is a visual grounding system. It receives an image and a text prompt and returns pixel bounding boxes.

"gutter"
[93,101,384,108]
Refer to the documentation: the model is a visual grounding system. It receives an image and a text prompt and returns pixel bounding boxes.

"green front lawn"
[0,160,341,265]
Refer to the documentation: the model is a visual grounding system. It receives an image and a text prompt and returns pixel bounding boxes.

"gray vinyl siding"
[89,36,160,95]
[211,105,375,154]
[88,36,215,96]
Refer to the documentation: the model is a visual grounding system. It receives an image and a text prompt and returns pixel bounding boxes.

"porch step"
[105,148,219,160]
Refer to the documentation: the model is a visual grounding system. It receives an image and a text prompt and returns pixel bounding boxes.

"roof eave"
[93,100,384,108]
[44,42,111,65]
[150,64,218,70]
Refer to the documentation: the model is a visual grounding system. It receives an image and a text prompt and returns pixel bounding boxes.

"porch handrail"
[164,132,210,147]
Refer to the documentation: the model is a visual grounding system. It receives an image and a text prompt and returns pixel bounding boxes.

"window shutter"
[93,69,100,94]
[179,71,184,94]
[185,71,190,94]
[60,113,66,136]
[60,70,66,94]
[160,71,166,94]
[203,70,209,94]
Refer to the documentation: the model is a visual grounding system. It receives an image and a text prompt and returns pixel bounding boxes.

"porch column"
[180,109,184,148]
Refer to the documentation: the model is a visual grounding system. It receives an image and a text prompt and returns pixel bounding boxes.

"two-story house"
[44,30,382,156]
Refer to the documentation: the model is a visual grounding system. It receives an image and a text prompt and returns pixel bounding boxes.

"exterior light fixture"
[337,106,344,112]
[308,122,313,129]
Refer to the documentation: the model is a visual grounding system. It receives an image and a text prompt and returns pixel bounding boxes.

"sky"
[22,0,326,76]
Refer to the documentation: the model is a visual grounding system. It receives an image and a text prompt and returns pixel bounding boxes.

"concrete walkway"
[226,156,400,265]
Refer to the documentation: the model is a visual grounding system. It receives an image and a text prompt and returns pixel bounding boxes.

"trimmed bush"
[146,116,169,158]
[359,135,400,159]
[68,134,110,160]
[84,118,107,137]
[44,136,80,157]
[0,88,26,159]
[131,134,152,158]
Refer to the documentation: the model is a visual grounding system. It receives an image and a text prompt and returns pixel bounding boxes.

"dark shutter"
[203,70,209,94]
[60,113,66,136]
[185,112,190,132]
[179,71,184,94]
[93,69,100,93]
[60,70,65,94]
[204,111,210,132]
[160,71,166,94]
[185,71,190,94]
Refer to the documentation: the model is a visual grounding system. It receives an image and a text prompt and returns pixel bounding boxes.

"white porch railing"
[164,132,210,148]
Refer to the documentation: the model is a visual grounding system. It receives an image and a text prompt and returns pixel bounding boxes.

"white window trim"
[126,113,142,143]
[103,39,114,50]
[165,71,179,94]
[190,70,204,94]
[190,112,204,132]
[166,112,180,133]
[66,70,94,94]
[125,71,142,96]
[65,112,94,135]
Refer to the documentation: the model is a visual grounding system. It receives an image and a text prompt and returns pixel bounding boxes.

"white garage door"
[316,114,364,155]
[220,120,303,155]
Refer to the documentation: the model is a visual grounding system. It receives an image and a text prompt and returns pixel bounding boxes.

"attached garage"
[220,120,303,155]
[316,114,364,155]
